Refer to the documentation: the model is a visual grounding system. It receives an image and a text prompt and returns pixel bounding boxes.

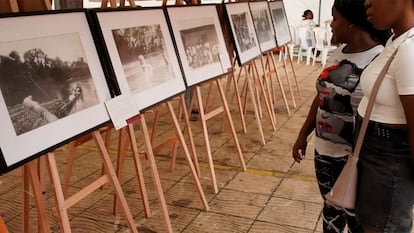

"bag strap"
[353,48,398,157]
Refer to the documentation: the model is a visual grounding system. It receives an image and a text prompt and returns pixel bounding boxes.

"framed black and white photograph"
[167,5,232,86]
[0,11,112,173]
[269,0,292,47]
[93,8,186,110]
[249,1,277,53]
[225,2,261,66]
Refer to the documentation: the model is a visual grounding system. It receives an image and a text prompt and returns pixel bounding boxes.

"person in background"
[355,0,414,232]
[300,9,317,28]
[299,9,318,51]
[292,0,391,232]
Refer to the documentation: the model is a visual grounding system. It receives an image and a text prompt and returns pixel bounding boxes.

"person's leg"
[314,152,347,233]
[345,210,364,233]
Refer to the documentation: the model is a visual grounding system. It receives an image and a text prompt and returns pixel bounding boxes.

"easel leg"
[245,64,266,145]
[216,79,246,171]
[137,116,173,233]
[252,60,277,130]
[62,142,77,198]
[113,128,129,215]
[92,132,138,233]
[46,153,72,233]
[22,167,29,233]
[285,48,302,99]
[258,56,278,126]
[229,68,247,133]
[26,163,51,233]
[272,50,297,108]
[195,86,219,194]
[113,127,151,218]
[126,125,152,218]
[179,95,201,176]
[166,101,209,211]
[267,51,290,114]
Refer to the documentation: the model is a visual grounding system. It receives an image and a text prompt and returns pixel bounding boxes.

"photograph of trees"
[112,24,175,93]
[0,33,99,136]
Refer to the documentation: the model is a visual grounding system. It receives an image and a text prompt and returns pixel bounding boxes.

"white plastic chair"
[312,27,337,67]
[296,26,314,65]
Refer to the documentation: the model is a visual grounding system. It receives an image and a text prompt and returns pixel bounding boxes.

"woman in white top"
[355,0,414,232]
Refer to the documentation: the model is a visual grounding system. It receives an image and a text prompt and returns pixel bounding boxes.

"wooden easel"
[226,59,247,134]
[22,161,51,233]
[117,117,177,233]
[194,77,246,193]
[235,59,276,145]
[22,130,138,233]
[46,131,138,233]
[148,96,200,176]
[250,57,278,128]
[159,0,247,195]
[61,120,179,233]
[114,99,209,213]
[263,49,293,113]
[280,45,302,101]
[254,55,278,123]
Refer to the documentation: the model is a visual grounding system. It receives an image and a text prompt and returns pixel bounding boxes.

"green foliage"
[0,48,90,106]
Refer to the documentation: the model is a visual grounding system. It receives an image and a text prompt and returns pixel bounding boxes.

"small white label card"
[104,93,140,130]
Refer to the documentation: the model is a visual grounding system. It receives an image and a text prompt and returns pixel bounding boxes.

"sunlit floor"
[0,57,339,232]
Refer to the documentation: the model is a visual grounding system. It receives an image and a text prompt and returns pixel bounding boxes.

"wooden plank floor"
[0,56,329,233]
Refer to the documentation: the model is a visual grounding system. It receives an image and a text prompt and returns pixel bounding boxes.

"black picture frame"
[91,7,187,111]
[0,10,113,174]
[166,5,232,87]
[269,0,292,47]
[249,1,278,53]
[224,2,262,66]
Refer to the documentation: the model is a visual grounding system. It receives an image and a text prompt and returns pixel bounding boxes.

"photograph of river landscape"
[0,33,100,136]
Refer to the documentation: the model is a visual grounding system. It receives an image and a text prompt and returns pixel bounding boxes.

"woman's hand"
[292,136,308,163]
[291,95,319,163]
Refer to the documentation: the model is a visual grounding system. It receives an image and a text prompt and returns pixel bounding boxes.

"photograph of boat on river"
[0,33,99,136]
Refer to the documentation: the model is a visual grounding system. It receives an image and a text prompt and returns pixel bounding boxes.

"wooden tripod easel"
[194,77,246,194]
[235,59,276,145]
[114,98,209,213]
[23,131,139,233]
[263,50,293,113]
[281,46,302,101]
[47,131,138,233]
[159,0,246,195]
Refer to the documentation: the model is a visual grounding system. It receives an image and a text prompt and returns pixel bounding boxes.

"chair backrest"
[313,27,328,48]
[289,24,299,45]
[296,26,315,49]
[326,28,334,47]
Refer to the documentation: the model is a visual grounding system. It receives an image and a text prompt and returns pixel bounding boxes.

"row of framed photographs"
[0,1,292,173]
